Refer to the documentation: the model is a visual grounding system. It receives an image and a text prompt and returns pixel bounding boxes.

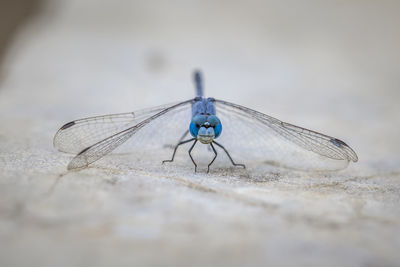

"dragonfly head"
[190,114,222,144]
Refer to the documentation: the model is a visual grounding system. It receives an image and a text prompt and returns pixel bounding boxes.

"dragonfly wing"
[215,99,358,171]
[54,102,182,154]
[67,99,194,170]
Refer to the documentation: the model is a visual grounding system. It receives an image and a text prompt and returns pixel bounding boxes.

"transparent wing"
[66,99,194,170]
[54,102,181,154]
[215,99,358,171]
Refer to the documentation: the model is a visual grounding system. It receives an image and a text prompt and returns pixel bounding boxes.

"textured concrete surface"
[1,1,400,266]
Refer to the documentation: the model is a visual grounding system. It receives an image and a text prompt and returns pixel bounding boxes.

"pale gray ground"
[1,1,400,266]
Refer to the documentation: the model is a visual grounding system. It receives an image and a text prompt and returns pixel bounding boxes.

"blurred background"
[0,0,400,266]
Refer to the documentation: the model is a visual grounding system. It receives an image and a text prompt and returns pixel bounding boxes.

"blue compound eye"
[207,115,220,126]
[189,122,198,137]
[207,115,222,138]
[190,115,207,137]
[214,123,222,138]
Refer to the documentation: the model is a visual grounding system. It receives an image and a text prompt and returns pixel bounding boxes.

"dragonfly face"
[190,114,222,144]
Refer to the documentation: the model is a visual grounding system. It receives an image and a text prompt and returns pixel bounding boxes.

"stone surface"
[1,1,400,266]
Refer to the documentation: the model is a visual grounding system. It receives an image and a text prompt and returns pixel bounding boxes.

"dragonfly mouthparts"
[197,135,214,144]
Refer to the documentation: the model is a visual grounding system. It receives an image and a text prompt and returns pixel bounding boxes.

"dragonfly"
[54,71,358,172]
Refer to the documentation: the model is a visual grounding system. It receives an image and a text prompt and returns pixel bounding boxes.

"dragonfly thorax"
[189,114,222,144]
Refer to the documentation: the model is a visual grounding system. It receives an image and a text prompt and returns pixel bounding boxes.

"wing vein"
[67,99,194,169]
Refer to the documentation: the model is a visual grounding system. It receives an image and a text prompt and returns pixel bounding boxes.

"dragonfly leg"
[163,129,189,149]
[178,129,190,143]
[213,141,246,169]
[163,138,195,164]
[188,139,198,172]
[207,143,218,173]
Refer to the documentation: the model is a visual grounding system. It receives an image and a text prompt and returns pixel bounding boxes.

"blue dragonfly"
[54,71,358,172]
